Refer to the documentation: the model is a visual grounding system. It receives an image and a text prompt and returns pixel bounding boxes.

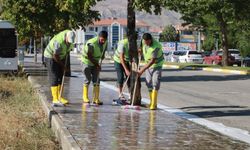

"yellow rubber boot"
[147,91,152,108]
[51,86,62,106]
[93,85,103,105]
[58,84,69,105]
[83,84,90,103]
[150,90,158,110]
[149,91,152,105]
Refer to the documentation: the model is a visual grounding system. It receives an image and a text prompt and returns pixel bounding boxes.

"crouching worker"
[44,30,75,106]
[138,33,164,110]
[81,31,108,105]
[113,37,132,105]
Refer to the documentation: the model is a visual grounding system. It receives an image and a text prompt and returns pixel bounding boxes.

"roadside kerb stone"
[164,64,250,75]
[28,76,81,150]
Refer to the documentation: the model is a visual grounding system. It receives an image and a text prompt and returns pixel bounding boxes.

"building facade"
[86,18,150,51]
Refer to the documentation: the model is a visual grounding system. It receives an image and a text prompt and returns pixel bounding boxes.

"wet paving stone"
[32,74,250,150]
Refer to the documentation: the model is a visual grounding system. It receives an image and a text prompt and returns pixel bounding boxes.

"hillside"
[93,0,183,28]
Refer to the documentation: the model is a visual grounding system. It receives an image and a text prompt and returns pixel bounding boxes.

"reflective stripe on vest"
[44,30,73,60]
[113,38,130,63]
[142,39,164,68]
[81,37,107,66]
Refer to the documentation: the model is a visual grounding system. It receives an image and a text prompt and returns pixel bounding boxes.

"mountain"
[93,0,183,28]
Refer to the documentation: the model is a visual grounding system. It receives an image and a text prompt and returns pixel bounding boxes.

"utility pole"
[34,38,37,63]
[197,31,201,51]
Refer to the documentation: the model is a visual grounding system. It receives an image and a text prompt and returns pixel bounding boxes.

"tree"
[236,22,250,60]
[165,0,250,66]
[127,0,166,105]
[159,25,177,42]
[0,0,100,42]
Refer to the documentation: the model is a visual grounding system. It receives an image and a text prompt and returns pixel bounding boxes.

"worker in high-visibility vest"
[44,30,75,106]
[138,33,164,110]
[113,38,131,105]
[81,31,108,105]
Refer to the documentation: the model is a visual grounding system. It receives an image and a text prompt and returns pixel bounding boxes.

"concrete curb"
[202,68,249,75]
[163,64,180,69]
[28,76,81,150]
[164,64,250,75]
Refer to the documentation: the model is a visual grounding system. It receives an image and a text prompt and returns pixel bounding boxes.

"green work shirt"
[142,39,164,68]
[81,37,107,66]
[44,30,73,60]
[113,38,130,63]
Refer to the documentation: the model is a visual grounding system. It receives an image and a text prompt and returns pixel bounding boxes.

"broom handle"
[131,55,141,106]
[119,75,130,97]
[59,54,69,100]
[96,46,107,85]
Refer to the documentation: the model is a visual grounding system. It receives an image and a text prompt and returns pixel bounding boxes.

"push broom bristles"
[121,104,140,110]
[121,56,141,110]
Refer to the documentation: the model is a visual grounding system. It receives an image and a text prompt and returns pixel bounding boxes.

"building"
[174,24,204,51]
[149,27,163,41]
[86,18,150,51]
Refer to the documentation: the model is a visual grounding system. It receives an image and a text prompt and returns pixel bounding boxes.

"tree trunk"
[127,0,141,105]
[217,14,229,66]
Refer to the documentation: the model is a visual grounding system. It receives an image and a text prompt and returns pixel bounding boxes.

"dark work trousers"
[45,57,65,87]
[114,61,131,89]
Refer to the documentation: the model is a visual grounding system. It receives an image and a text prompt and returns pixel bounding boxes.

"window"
[0,29,17,57]
[89,27,94,31]
[189,51,200,54]
[102,26,108,31]
[95,27,98,32]
[182,30,193,35]
[112,25,119,48]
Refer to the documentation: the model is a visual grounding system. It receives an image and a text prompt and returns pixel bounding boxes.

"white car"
[164,51,182,62]
[178,50,203,64]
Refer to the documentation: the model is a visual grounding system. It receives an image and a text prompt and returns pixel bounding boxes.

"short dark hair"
[142,33,152,40]
[99,31,108,39]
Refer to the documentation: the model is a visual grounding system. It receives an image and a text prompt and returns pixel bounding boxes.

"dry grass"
[0,76,59,150]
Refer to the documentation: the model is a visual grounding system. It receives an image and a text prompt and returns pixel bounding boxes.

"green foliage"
[236,28,250,58]
[202,33,215,51]
[134,0,165,15]
[165,0,250,66]
[0,0,100,42]
[159,25,176,42]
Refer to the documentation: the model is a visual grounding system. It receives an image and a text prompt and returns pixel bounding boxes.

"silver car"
[164,51,182,62]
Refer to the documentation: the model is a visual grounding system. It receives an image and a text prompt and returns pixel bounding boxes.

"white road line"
[100,81,250,145]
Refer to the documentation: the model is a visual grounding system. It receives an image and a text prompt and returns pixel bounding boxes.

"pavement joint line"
[100,81,250,145]
[28,76,81,150]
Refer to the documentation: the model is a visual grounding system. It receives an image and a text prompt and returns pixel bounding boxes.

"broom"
[121,55,141,110]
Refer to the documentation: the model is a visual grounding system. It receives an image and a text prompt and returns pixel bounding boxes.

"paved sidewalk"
[24,54,250,150]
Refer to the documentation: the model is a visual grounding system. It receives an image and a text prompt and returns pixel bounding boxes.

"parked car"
[201,51,212,57]
[242,55,250,67]
[178,50,203,64]
[164,51,182,62]
[229,49,241,66]
[203,51,235,65]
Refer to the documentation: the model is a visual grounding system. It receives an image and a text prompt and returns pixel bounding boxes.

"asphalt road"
[97,62,250,133]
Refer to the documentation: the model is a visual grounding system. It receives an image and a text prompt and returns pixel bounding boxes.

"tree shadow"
[160,75,250,82]
[180,105,250,118]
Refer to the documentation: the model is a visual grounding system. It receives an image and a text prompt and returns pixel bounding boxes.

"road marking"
[100,81,250,145]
